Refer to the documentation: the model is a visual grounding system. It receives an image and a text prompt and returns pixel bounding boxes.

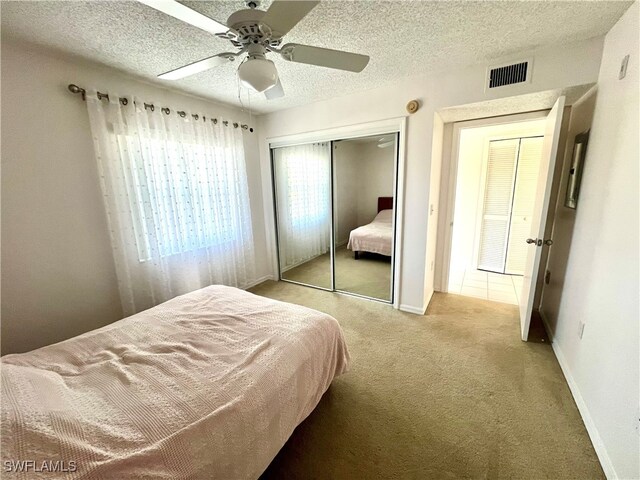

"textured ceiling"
[1,1,631,114]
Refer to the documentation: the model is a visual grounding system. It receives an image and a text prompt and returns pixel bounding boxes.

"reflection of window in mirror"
[273,142,332,290]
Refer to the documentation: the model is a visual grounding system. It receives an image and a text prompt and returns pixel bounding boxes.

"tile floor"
[448,268,523,305]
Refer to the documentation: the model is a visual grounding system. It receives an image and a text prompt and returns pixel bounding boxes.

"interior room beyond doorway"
[447,116,547,305]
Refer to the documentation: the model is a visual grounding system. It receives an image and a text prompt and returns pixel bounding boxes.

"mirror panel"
[273,142,332,289]
[333,133,397,301]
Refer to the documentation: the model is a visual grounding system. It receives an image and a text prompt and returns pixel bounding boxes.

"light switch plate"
[619,54,630,80]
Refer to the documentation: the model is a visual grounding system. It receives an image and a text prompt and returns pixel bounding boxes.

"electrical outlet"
[619,54,630,80]
[578,321,585,339]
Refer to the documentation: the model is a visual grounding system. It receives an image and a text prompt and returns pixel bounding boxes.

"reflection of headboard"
[377,197,394,213]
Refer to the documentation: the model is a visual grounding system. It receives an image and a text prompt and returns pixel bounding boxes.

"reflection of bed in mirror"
[347,197,394,259]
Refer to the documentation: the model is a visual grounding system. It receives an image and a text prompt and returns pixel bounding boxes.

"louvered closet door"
[477,139,519,272]
[505,136,543,274]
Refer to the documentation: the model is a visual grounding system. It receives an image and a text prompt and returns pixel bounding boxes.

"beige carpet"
[251,281,604,480]
[282,246,392,300]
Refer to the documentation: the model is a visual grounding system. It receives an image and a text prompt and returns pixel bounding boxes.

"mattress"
[347,209,393,257]
[1,285,350,479]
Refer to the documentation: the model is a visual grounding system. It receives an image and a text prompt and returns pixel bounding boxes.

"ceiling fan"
[138,0,370,99]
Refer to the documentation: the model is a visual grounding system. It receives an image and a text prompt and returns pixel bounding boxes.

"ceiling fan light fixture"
[237,57,279,93]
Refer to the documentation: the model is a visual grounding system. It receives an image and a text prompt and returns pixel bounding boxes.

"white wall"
[258,35,604,313]
[424,113,444,300]
[1,40,270,354]
[353,141,395,226]
[334,140,395,244]
[451,127,486,271]
[540,3,639,478]
[334,141,361,245]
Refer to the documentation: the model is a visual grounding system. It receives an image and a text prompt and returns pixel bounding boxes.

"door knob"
[526,238,542,246]
[544,239,554,246]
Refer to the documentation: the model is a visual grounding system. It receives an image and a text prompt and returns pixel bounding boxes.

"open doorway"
[446,115,547,305]
[435,96,571,340]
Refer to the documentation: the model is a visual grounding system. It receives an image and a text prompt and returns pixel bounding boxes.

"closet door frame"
[267,117,407,309]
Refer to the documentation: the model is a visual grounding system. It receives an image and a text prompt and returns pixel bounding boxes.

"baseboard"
[425,288,435,309]
[243,275,275,290]
[399,303,426,315]
[540,310,617,480]
[539,309,554,342]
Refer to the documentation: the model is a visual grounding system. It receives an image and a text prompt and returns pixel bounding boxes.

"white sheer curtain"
[86,91,256,315]
[274,143,331,270]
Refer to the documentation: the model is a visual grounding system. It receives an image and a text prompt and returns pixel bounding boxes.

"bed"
[347,196,394,259]
[0,285,350,479]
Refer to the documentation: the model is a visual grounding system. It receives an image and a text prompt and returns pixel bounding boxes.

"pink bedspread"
[347,209,393,256]
[1,285,349,479]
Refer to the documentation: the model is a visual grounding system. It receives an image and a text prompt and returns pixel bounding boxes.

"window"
[118,134,244,262]
[86,95,255,314]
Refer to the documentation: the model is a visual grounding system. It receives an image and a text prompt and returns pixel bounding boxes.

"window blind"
[477,139,519,271]
[477,136,543,275]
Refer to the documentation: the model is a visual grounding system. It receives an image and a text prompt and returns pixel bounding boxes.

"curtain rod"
[67,84,254,133]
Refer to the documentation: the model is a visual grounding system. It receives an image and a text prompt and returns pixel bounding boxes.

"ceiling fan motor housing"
[226,9,281,49]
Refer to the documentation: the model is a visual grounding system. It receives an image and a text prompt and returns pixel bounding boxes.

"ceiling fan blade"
[138,0,229,35]
[265,79,285,100]
[261,1,319,37]
[159,53,236,80]
[280,43,369,72]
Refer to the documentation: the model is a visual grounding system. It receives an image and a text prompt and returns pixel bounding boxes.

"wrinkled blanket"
[1,285,350,479]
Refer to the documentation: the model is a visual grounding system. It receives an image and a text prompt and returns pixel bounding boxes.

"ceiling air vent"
[486,59,532,90]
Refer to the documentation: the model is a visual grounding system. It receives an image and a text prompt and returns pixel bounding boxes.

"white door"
[505,136,544,275]
[519,96,565,341]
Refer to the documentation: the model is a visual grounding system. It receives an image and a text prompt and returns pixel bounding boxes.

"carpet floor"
[282,245,392,301]
[250,280,604,480]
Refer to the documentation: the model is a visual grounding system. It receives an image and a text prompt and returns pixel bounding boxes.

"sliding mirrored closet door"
[273,142,332,289]
[333,134,397,301]
[272,132,398,303]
